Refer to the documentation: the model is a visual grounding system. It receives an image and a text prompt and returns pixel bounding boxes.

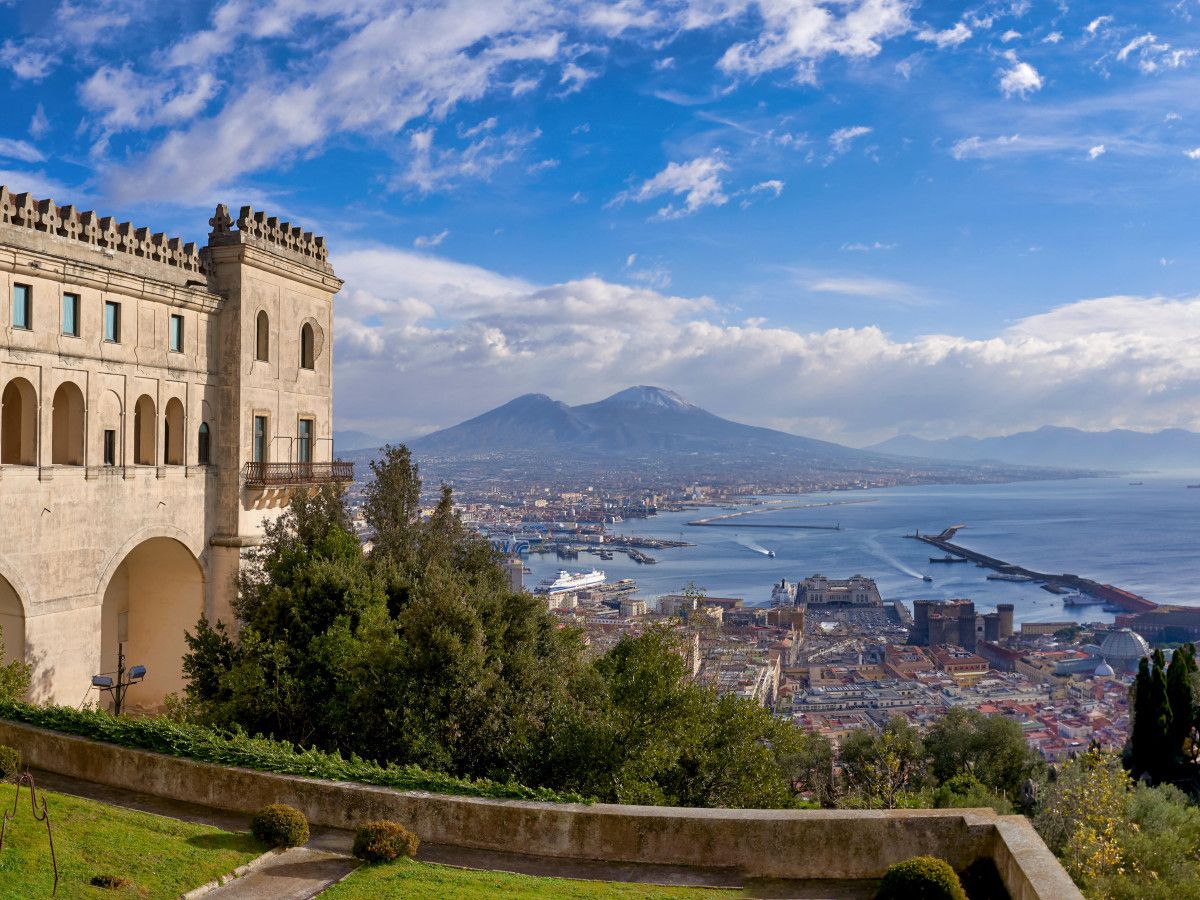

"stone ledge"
[0,719,1081,899]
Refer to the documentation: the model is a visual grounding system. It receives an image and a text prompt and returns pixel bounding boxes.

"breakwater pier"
[909,527,1158,614]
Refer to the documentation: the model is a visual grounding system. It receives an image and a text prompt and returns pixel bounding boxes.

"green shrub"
[352,820,420,863]
[876,856,967,900]
[0,701,585,804]
[251,804,309,848]
[0,744,22,780]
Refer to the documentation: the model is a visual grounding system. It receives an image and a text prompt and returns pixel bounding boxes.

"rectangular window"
[169,314,184,352]
[104,300,121,343]
[298,418,313,464]
[253,416,268,463]
[12,284,31,330]
[103,430,116,466]
[62,293,81,337]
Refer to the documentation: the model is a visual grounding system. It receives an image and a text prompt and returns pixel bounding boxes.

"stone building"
[0,187,350,708]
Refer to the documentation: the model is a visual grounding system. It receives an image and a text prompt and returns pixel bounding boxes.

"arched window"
[164,398,185,465]
[51,381,85,465]
[255,310,269,362]
[197,422,211,465]
[133,395,156,465]
[0,378,37,466]
[300,323,315,370]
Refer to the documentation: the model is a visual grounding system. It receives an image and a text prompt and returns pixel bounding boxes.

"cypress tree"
[1150,649,1173,781]
[1166,644,1196,767]
[1129,656,1155,778]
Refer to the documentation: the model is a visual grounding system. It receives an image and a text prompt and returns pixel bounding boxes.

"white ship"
[1062,592,1105,607]
[987,573,1035,583]
[535,568,606,595]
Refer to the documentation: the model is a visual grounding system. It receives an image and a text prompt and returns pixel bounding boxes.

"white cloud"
[1115,33,1197,74]
[559,62,599,96]
[1185,147,1200,159]
[330,245,1200,443]
[527,158,560,173]
[413,229,450,248]
[0,139,44,164]
[1000,29,1021,42]
[715,0,911,82]
[1042,31,1062,44]
[916,22,972,49]
[1088,144,1106,159]
[608,154,731,219]
[654,57,676,70]
[400,125,542,193]
[829,125,872,153]
[998,59,1043,98]
[748,178,784,197]
[950,134,1022,159]
[81,66,219,131]
[28,105,49,140]
[842,241,897,251]
[1085,15,1113,36]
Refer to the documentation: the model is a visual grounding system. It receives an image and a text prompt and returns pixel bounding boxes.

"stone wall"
[0,720,1081,898]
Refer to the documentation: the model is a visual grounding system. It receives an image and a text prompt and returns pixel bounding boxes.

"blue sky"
[2,0,1200,444]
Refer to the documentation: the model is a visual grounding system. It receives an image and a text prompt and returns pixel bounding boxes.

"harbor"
[908,526,1159,614]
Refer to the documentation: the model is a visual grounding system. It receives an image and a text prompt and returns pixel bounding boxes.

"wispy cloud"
[829,125,872,153]
[0,138,44,164]
[413,229,449,248]
[916,22,972,49]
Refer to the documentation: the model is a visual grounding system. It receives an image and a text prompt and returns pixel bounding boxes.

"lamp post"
[91,643,146,716]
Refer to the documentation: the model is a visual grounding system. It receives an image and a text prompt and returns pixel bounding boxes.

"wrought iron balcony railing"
[242,461,354,487]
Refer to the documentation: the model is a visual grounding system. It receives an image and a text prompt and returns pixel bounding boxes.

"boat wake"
[865,535,924,580]
[734,536,775,557]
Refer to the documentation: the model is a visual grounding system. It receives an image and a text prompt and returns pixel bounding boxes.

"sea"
[519,473,1200,625]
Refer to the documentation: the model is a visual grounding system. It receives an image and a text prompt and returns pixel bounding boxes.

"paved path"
[201,847,357,899]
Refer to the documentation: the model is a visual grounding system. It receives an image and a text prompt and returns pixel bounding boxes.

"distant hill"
[333,430,387,453]
[866,426,1200,470]
[342,386,1076,489]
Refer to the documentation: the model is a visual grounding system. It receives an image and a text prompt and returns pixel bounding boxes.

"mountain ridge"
[866,425,1200,470]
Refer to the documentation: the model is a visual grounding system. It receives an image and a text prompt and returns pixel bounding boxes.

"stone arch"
[256,310,269,361]
[0,573,25,669]
[133,394,156,465]
[99,534,204,708]
[300,322,315,370]
[163,397,185,465]
[1,376,37,465]
[51,381,86,465]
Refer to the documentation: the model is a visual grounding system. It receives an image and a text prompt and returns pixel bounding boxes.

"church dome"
[1100,628,1150,662]
[1094,660,1115,678]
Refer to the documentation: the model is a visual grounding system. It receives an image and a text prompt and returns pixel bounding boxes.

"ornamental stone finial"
[208,203,233,234]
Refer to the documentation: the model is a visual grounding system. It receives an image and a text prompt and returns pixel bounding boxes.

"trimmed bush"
[876,856,967,900]
[0,745,21,780]
[0,701,586,804]
[251,804,309,848]
[352,820,420,863]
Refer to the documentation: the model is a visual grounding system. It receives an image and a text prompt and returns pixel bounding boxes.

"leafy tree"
[1166,644,1197,766]
[924,707,1041,802]
[840,716,926,808]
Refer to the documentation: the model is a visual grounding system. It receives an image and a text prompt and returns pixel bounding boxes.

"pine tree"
[1149,649,1173,781]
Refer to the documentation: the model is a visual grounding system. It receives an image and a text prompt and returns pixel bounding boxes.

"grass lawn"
[0,788,262,898]
[321,858,740,899]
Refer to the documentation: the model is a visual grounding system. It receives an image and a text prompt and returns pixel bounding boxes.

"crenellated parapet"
[0,185,205,274]
[205,203,331,272]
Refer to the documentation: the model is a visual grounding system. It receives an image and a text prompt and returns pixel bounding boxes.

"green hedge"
[0,702,587,804]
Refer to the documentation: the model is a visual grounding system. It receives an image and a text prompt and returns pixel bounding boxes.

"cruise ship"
[535,569,606,595]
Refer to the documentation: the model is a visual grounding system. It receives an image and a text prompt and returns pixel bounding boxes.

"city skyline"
[1,0,1199,443]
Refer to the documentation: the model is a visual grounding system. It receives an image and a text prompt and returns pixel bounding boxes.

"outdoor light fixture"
[90,643,147,716]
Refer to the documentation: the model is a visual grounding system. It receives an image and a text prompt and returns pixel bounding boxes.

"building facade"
[0,188,349,708]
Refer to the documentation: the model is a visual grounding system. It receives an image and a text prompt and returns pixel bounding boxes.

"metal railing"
[242,460,354,487]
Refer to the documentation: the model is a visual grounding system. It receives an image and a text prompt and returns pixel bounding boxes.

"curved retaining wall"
[0,720,1080,899]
